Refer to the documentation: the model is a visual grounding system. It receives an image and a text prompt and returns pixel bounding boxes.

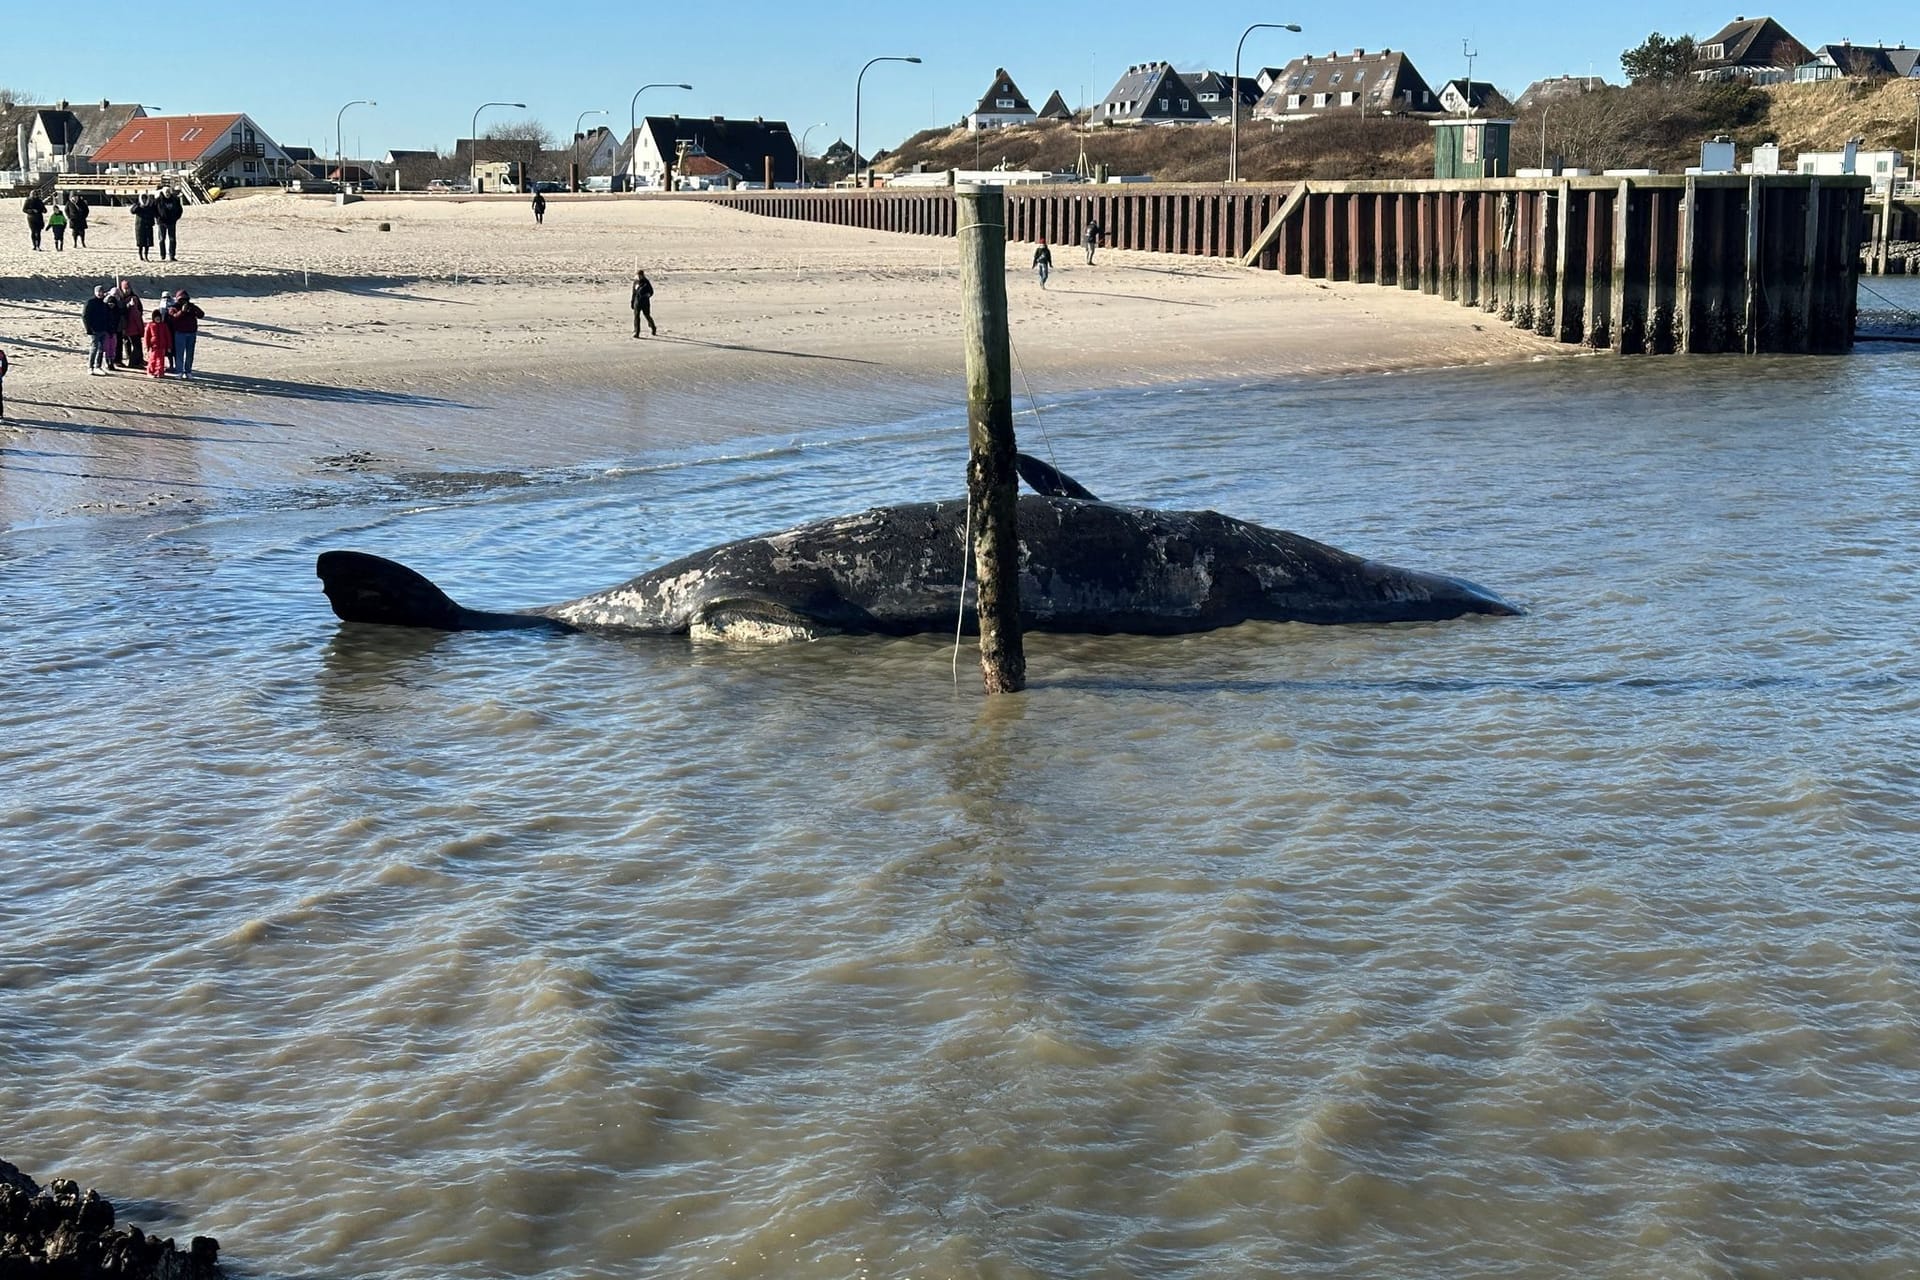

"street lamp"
[1539,103,1552,173]
[855,55,921,188]
[628,83,694,189]
[336,99,375,191]
[1231,22,1301,184]
[470,101,527,191]
[573,108,608,191]
[798,121,828,186]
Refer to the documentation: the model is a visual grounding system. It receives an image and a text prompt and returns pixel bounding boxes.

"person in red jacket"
[117,280,144,369]
[144,308,173,379]
[166,289,204,379]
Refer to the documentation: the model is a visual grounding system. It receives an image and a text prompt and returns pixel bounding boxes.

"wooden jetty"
[706,175,1870,355]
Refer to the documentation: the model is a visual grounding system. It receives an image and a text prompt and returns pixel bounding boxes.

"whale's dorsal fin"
[1015,453,1100,501]
[316,550,568,632]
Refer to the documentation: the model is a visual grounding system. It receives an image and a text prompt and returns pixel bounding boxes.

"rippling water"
[6,311,1920,1277]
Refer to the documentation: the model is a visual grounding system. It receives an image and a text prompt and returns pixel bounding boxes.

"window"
[1355,70,1367,82]
[1158,98,1168,110]
[1313,93,1329,107]
[1341,92,1356,106]
[1199,92,1218,102]
[1288,94,1304,109]
[1180,98,1190,110]
[1701,43,1725,61]
[996,98,1015,108]
[1331,73,1342,85]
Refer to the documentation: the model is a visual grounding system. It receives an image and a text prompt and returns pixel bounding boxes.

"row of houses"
[965,14,1916,136]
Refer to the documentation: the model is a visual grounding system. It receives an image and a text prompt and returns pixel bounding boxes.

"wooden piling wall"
[705,175,1868,354]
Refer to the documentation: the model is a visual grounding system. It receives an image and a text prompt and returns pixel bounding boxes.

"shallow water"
[5,315,1920,1277]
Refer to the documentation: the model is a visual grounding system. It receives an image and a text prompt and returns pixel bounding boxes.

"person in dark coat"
[64,193,90,248]
[1083,218,1103,265]
[531,190,546,224]
[132,195,158,261]
[1032,242,1053,288]
[101,286,125,368]
[23,193,47,250]
[630,268,656,337]
[166,289,204,379]
[83,286,114,374]
[155,188,184,261]
[116,280,144,368]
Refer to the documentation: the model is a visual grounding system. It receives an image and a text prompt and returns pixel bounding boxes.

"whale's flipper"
[1015,453,1100,501]
[316,551,571,632]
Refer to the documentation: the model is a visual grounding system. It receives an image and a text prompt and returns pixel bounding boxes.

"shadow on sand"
[651,335,881,365]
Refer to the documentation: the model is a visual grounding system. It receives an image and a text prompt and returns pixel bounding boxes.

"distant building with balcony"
[91,113,293,185]
[20,100,148,175]
[1692,16,1812,84]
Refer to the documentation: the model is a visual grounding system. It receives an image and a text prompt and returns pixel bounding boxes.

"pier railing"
[703,176,1869,355]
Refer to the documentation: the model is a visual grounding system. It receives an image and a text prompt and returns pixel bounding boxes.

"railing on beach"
[701,176,1870,356]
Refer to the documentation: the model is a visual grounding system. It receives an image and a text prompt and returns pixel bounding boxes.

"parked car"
[533,180,564,193]
[427,179,453,193]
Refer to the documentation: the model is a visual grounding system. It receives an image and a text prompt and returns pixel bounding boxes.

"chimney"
[1353,49,1364,58]
[712,114,724,123]
[58,98,70,111]
[101,99,110,110]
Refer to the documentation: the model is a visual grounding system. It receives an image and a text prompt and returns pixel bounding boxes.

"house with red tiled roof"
[90,113,296,186]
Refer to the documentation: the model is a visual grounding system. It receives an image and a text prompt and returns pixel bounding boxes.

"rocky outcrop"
[1,1160,221,1279]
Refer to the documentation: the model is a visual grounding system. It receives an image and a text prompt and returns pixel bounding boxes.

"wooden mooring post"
[956,185,1025,695]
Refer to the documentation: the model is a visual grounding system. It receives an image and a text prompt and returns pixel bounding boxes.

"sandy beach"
[0,192,1558,525]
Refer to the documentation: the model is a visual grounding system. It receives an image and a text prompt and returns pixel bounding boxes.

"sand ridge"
[0,192,1560,525]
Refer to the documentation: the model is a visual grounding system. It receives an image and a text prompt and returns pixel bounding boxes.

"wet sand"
[0,192,1559,525]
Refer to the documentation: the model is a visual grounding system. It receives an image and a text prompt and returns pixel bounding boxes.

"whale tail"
[1015,453,1101,501]
[316,551,568,632]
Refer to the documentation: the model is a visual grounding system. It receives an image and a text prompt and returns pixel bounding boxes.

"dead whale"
[317,465,1521,640]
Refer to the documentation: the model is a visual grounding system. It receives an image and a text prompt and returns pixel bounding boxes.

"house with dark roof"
[1036,90,1075,122]
[615,115,798,189]
[1795,42,1920,81]
[1515,75,1609,109]
[379,149,440,188]
[22,100,148,174]
[91,112,295,186]
[1187,71,1263,121]
[1693,16,1811,83]
[1438,79,1507,115]
[1096,63,1213,124]
[969,69,1037,131]
[1253,49,1437,120]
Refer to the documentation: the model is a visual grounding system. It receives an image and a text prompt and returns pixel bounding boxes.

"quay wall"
[702,177,1870,355]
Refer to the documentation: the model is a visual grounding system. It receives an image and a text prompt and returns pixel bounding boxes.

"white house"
[22,100,147,174]
[968,70,1037,131]
[1796,143,1905,190]
[90,112,296,186]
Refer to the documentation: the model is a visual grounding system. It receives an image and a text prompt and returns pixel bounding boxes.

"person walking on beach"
[143,304,173,379]
[0,346,10,421]
[155,187,183,261]
[166,289,204,379]
[64,193,89,248]
[23,192,47,250]
[531,190,546,225]
[117,280,144,369]
[132,195,158,261]
[1032,242,1053,288]
[83,286,114,374]
[47,203,67,251]
[1083,218,1103,265]
[631,268,656,337]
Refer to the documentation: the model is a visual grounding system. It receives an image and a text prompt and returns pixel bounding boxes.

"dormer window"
[996,98,1015,108]
[1700,43,1725,60]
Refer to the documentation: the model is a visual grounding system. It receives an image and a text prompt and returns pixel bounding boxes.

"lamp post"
[627,83,693,189]
[470,100,526,192]
[855,55,921,188]
[1231,22,1301,184]
[1539,103,1551,172]
[798,121,828,186]
[573,108,608,191]
[336,99,375,191]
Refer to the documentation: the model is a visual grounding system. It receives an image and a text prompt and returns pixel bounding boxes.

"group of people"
[80,280,204,380]
[1029,219,1106,288]
[18,187,182,259]
[21,192,91,250]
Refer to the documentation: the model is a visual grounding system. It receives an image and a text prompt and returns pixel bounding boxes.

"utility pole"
[1461,38,1480,117]
[956,184,1025,694]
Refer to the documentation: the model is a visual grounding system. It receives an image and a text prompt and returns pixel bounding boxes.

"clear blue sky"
[6,1,1913,158]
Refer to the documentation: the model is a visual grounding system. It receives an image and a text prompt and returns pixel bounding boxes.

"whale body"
[317,493,1521,641]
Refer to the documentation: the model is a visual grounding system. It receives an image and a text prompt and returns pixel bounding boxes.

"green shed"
[1430,119,1514,179]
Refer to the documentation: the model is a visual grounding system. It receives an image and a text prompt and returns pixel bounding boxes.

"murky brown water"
[5,331,1920,1278]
